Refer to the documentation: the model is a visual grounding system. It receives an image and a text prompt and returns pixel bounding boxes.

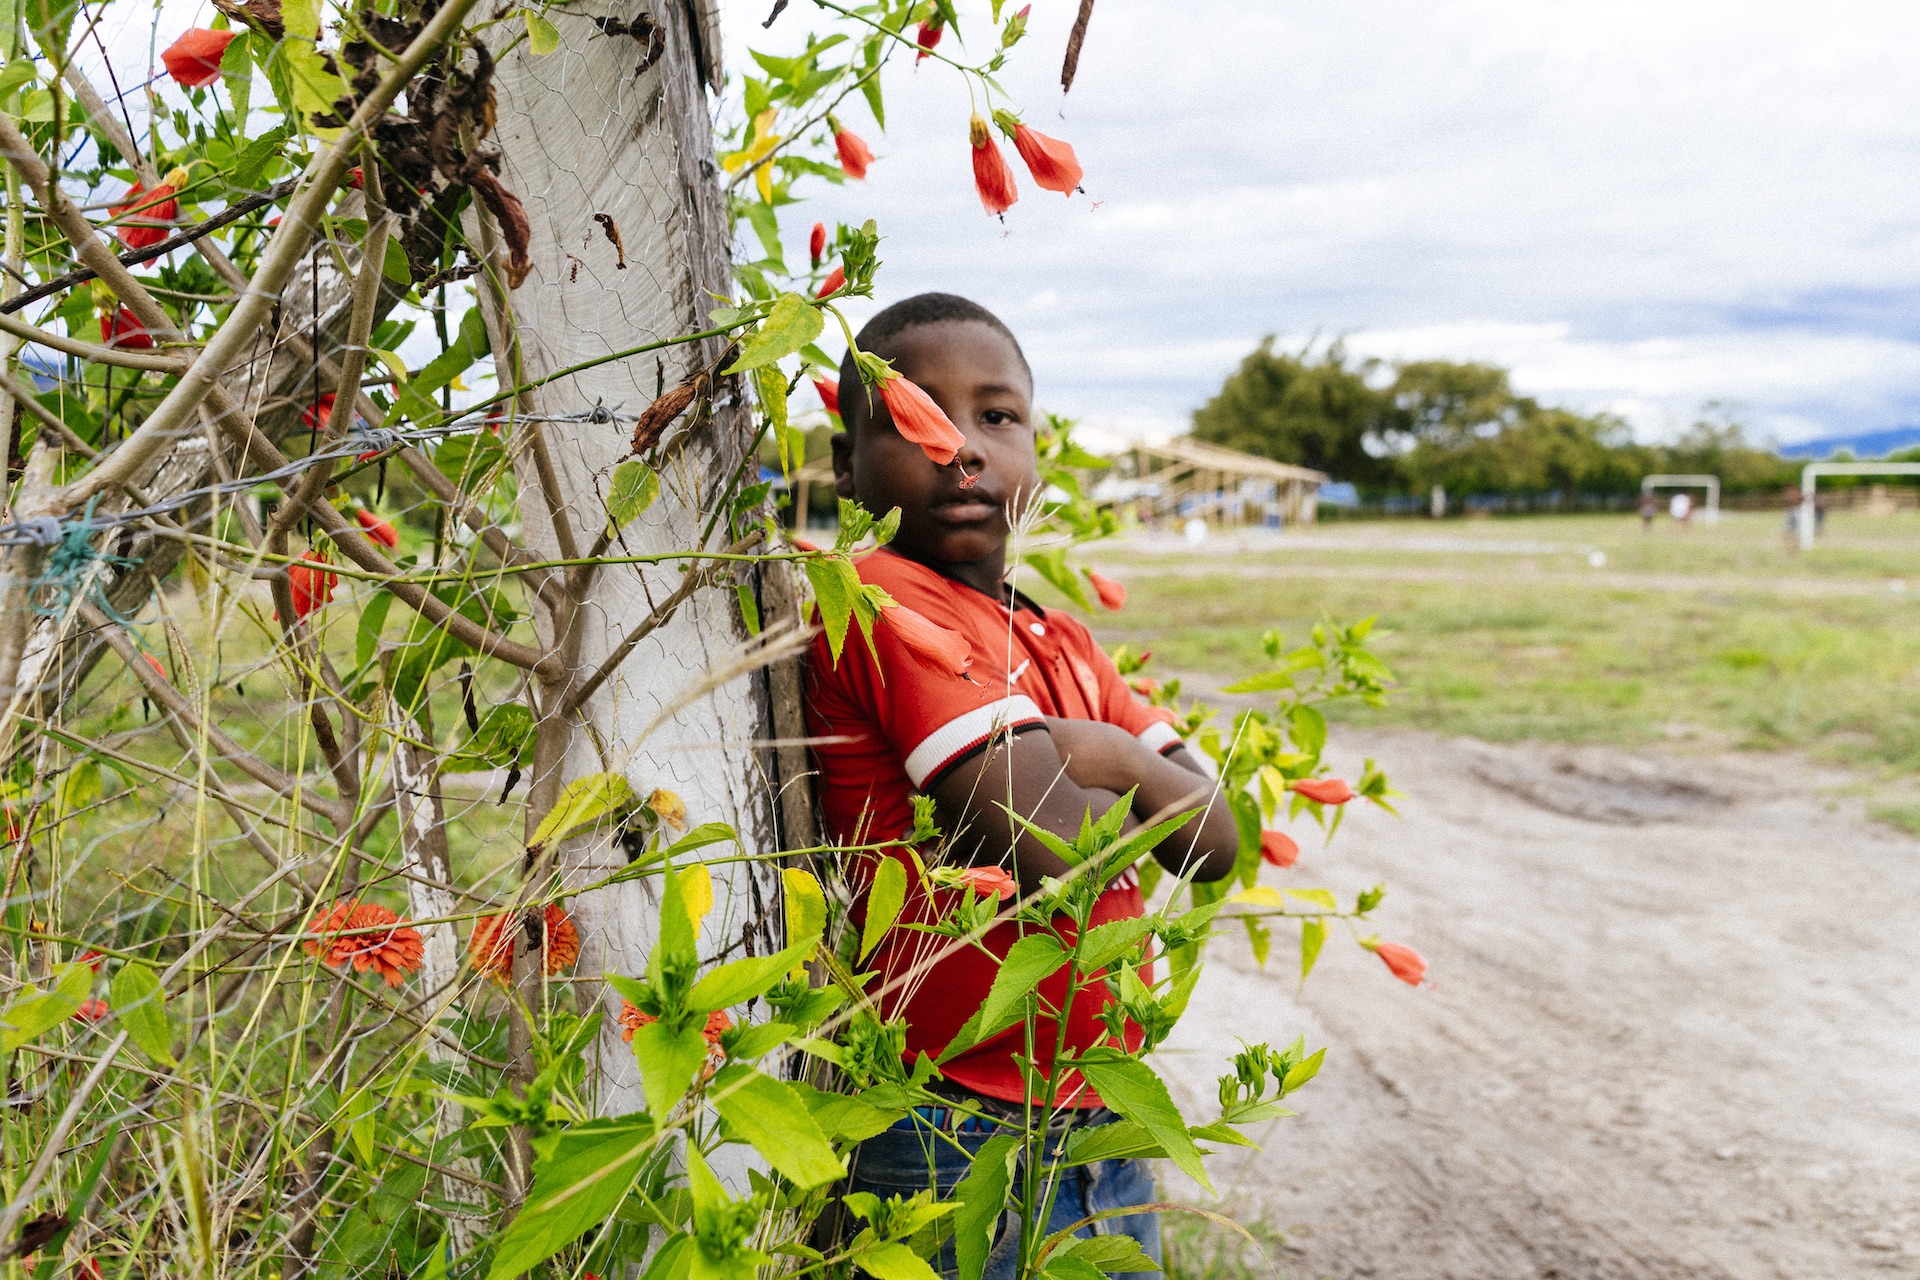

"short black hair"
[836,292,1031,430]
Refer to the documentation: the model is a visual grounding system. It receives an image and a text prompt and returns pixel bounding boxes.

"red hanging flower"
[1373,941,1427,987]
[914,19,942,60]
[355,507,400,549]
[109,173,183,250]
[1128,675,1159,697]
[834,126,874,180]
[1290,777,1355,806]
[143,653,169,682]
[99,307,154,350]
[813,377,841,417]
[304,900,424,987]
[815,265,846,299]
[998,114,1083,195]
[883,603,973,678]
[876,373,966,466]
[809,221,826,266]
[161,28,234,88]
[346,167,364,190]
[1259,829,1300,869]
[78,950,106,972]
[968,114,1018,216]
[73,998,109,1024]
[958,865,1017,900]
[286,550,337,620]
[302,393,335,431]
[1086,570,1126,611]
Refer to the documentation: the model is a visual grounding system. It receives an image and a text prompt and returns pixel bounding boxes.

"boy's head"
[831,293,1039,575]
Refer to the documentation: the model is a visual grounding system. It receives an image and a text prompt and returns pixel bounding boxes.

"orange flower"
[914,19,942,60]
[876,373,966,466]
[1373,941,1426,987]
[73,998,109,1024]
[1008,122,1083,195]
[305,900,423,987]
[815,265,846,299]
[836,129,874,179]
[1259,829,1300,869]
[99,307,154,350]
[702,1009,733,1048]
[809,221,826,266]
[143,653,169,682]
[355,507,400,549]
[540,904,580,974]
[302,392,335,431]
[968,114,1018,216]
[883,603,972,678]
[468,911,515,982]
[1086,570,1126,611]
[813,377,840,417]
[109,175,181,250]
[617,1000,654,1042]
[958,865,1017,900]
[162,28,234,87]
[1290,777,1355,806]
[286,550,336,620]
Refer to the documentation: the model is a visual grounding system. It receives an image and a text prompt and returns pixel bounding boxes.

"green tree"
[1190,339,1398,485]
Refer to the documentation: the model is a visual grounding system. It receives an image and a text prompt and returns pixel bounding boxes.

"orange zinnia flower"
[1290,777,1355,806]
[968,115,1017,216]
[1259,829,1300,869]
[883,603,972,678]
[809,221,826,266]
[1006,120,1083,195]
[73,998,109,1024]
[958,865,1017,900]
[470,903,580,982]
[305,900,424,988]
[876,373,966,465]
[703,1009,733,1048]
[355,507,400,549]
[162,28,234,87]
[1373,941,1427,987]
[833,123,874,179]
[100,307,155,350]
[617,1000,654,1042]
[110,172,183,250]
[285,550,337,620]
[813,377,840,416]
[815,265,846,299]
[540,904,580,974]
[1086,570,1126,611]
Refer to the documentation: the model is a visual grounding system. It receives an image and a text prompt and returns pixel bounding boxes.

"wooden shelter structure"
[1107,438,1329,528]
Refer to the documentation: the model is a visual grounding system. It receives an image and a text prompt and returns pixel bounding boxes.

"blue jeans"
[844,1107,1162,1280]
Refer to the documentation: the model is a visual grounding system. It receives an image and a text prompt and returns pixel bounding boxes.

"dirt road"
[1156,728,1920,1279]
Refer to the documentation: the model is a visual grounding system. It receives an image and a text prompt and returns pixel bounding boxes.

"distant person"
[1782,486,1803,546]
[1670,492,1692,525]
[1639,491,1657,530]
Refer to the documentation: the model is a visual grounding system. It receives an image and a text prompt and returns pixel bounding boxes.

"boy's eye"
[980,409,1021,427]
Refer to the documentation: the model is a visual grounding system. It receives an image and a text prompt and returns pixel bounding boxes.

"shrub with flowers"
[0,0,1419,1275]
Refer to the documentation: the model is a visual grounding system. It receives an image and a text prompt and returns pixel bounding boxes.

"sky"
[728,1,1920,447]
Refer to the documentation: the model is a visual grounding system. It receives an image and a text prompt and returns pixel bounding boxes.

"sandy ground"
[1154,726,1920,1280]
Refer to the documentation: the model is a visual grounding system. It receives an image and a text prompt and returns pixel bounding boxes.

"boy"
[804,293,1239,1278]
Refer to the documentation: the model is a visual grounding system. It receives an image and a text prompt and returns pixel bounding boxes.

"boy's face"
[832,321,1040,575]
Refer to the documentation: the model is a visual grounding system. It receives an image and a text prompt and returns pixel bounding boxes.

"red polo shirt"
[804,548,1181,1105]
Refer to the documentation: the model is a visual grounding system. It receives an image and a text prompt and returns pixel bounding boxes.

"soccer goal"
[1797,462,1920,550]
[1641,474,1721,524]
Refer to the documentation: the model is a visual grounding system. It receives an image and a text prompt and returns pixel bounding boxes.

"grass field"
[1058,511,1920,818]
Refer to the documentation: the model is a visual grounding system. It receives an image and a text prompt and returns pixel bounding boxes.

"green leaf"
[529,772,636,852]
[688,937,815,1013]
[806,557,860,663]
[665,822,739,860]
[1058,1119,1167,1167]
[0,963,92,1052]
[1280,1047,1325,1094]
[859,1242,939,1280]
[1077,917,1154,974]
[109,962,174,1066]
[1289,703,1327,756]
[1040,1255,1111,1280]
[1286,888,1338,912]
[486,1116,656,1279]
[708,1065,845,1187]
[1072,1056,1210,1193]
[1299,917,1326,983]
[229,125,286,193]
[444,704,535,773]
[755,365,790,468]
[952,1133,1016,1280]
[522,8,559,54]
[606,460,660,535]
[1218,670,1295,695]
[859,855,908,962]
[1054,1234,1161,1273]
[795,1082,903,1143]
[0,61,36,98]
[354,588,393,673]
[784,867,826,941]
[283,39,346,115]
[1022,548,1093,610]
[630,1018,707,1119]
[283,0,318,39]
[394,308,491,423]
[382,236,411,285]
[1242,916,1271,970]
[976,934,1065,1036]
[727,293,824,374]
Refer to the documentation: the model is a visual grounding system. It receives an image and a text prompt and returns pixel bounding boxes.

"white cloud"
[732,0,1920,445]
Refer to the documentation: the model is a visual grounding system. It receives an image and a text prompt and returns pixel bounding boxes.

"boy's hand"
[1043,717,1143,793]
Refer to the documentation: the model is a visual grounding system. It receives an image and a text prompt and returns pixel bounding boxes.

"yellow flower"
[720,109,782,203]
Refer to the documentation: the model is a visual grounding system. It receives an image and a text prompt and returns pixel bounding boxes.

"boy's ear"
[829,431,857,499]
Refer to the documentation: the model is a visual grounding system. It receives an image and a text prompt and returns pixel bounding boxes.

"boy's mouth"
[930,493,1001,525]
